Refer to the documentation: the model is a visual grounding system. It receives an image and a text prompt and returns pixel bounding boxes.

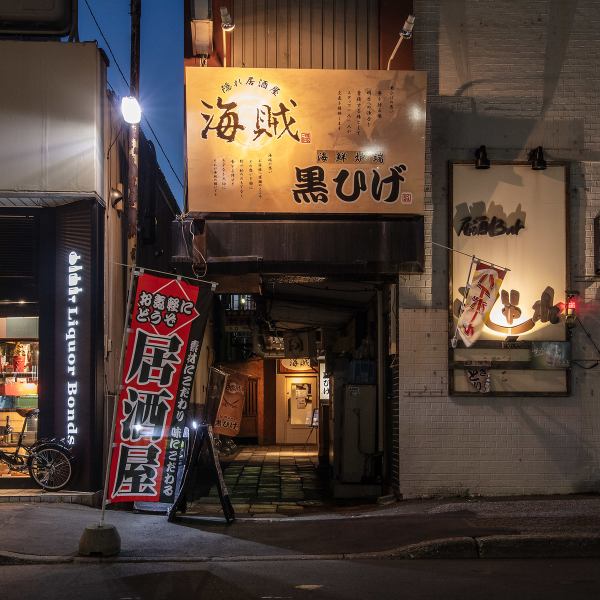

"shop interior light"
[121,96,142,125]
[475,145,490,169]
[528,146,547,170]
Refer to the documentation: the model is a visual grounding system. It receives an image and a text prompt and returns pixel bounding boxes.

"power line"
[82,0,128,90]
[82,0,184,190]
[143,117,184,189]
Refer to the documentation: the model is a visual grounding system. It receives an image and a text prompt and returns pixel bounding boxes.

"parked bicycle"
[0,408,73,491]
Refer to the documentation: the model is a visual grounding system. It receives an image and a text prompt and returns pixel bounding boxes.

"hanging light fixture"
[474,145,490,169]
[528,146,547,170]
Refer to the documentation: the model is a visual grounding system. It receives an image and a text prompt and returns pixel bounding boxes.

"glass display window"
[0,318,39,477]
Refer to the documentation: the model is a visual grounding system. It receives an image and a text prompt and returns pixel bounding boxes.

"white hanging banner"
[457,260,507,347]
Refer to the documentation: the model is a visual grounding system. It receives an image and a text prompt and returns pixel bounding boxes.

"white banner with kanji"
[457,261,506,347]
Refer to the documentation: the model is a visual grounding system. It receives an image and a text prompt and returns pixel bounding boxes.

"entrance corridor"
[187,445,331,516]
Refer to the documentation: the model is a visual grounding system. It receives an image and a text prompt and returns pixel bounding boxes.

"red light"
[567,299,577,311]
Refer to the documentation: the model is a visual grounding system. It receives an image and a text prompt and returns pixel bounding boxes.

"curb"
[3,533,600,565]
[477,533,600,559]
[0,551,75,565]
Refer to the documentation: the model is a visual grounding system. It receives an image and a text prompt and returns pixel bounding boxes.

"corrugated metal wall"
[229,0,380,69]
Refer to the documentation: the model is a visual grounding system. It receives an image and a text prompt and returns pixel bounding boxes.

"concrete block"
[78,524,121,557]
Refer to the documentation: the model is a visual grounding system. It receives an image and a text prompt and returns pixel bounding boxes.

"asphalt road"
[4,559,600,600]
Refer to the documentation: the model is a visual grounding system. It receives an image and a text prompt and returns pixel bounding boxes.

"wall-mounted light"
[401,14,415,39]
[220,6,235,68]
[528,146,547,170]
[220,7,235,31]
[110,183,124,210]
[386,14,415,70]
[475,145,490,169]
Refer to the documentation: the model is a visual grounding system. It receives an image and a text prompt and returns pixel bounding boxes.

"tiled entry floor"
[186,445,331,516]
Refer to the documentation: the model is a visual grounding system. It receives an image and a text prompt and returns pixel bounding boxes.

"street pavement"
[2,494,600,561]
[4,559,600,600]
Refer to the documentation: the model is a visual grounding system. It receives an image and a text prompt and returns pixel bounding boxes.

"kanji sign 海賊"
[186,68,426,215]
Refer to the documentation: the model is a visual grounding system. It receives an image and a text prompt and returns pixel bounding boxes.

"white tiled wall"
[396,1,600,497]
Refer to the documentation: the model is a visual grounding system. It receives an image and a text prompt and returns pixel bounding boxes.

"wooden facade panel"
[299,0,312,69]
[254,0,267,67]
[265,0,278,67]
[367,0,379,69]
[242,0,255,66]
[345,0,357,69]
[322,0,335,69]
[333,0,346,69]
[232,0,244,67]
[230,0,380,70]
[356,0,369,69]
[288,0,301,68]
[310,0,323,69]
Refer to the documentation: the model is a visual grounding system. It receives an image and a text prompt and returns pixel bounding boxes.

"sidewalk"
[2,494,600,562]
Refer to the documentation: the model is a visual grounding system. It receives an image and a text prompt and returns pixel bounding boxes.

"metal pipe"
[99,267,138,526]
[376,290,385,457]
[127,0,141,264]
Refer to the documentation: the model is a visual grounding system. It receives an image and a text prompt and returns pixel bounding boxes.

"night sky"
[79,0,185,207]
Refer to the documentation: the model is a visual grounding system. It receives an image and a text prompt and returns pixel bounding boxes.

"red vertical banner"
[107,272,213,504]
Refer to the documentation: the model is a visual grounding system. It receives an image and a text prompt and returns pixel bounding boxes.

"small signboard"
[213,371,248,436]
[277,358,317,374]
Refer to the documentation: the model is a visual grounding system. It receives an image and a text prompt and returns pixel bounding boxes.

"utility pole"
[127,0,141,264]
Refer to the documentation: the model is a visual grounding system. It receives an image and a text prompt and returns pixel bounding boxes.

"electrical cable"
[176,213,208,279]
[82,0,129,90]
[572,360,599,369]
[569,315,600,369]
[142,117,185,189]
[83,0,184,190]
[575,315,600,357]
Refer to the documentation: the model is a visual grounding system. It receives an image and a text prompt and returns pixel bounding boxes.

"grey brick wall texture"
[396,1,600,497]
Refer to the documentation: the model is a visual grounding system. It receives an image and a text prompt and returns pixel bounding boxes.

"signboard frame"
[448,161,571,397]
[185,67,426,216]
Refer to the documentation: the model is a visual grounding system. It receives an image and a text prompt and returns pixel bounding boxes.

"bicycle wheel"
[28,445,72,491]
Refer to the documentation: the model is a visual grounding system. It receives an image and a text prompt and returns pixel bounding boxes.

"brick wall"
[396,1,600,497]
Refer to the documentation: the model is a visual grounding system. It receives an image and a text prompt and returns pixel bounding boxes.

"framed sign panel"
[449,162,570,396]
[186,67,426,215]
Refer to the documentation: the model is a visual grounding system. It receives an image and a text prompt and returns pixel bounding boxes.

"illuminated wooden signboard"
[450,163,569,396]
[186,67,426,214]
